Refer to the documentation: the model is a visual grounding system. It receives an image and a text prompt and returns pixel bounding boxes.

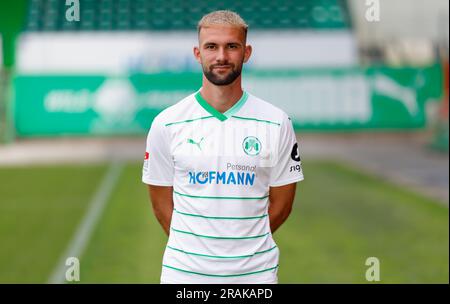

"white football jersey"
[142,89,304,283]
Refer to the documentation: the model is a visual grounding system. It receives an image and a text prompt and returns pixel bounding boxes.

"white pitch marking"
[47,162,123,284]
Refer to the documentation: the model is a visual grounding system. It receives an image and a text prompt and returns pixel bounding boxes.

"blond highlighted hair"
[197,10,248,40]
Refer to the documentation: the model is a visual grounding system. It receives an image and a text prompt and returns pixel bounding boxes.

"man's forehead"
[199,25,245,44]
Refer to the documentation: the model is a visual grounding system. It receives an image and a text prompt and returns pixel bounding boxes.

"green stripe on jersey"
[231,115,281,126]
[166,245,277,259]
[195,90,249,122]
[174,208,268,220]
[171,227,269,240]
[162,264,279,277]
[223,92,249,118]
[165,115,214,126]
[173,190,269,200]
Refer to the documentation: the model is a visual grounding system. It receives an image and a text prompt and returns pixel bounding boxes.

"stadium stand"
[24,0,352,32]
[5,0,445,140]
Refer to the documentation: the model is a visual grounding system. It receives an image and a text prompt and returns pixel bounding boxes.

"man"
[142,10,304,284]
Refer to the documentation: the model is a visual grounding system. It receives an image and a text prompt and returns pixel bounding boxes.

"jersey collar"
[195,89,249,121]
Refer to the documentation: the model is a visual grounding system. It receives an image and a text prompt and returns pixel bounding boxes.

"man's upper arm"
[269,183,297,207]
[142,116,174,186]
[148,185,173,204]
[269,113,304,187]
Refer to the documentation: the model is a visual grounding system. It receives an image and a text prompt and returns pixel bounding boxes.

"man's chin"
[204,69,241,86]
[209,79,233,86]
[211,71,231,78]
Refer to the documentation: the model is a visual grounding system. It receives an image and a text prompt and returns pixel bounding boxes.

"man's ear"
[193,46,202,64]
[243,44,252,63]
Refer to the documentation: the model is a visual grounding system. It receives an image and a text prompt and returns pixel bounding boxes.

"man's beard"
[203,61,243,86]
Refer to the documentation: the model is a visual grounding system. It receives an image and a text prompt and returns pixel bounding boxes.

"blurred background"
[0,0,448,283]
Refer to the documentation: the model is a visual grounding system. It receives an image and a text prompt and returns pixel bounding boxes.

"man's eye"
[228,45,238,49]
[206,45,216,49]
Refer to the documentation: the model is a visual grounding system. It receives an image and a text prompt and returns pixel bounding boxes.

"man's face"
[194,25,252,86]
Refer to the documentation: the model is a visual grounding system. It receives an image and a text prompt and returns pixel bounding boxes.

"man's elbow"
[150,200,160,215]
[273,200,293,220]
[283,203,293,219]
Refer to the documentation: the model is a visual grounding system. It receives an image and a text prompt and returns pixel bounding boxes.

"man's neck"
[199,76,243,114]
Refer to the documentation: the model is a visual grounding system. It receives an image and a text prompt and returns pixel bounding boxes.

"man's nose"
[216,47,228,62]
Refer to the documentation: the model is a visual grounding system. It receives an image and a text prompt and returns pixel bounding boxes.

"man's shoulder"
[243,92,289,125]
[151,92,197,126]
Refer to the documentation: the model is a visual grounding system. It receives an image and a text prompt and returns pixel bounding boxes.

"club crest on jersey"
[242,136,261,156]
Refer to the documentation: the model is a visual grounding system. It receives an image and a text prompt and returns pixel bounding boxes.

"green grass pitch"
[0,161,448,283]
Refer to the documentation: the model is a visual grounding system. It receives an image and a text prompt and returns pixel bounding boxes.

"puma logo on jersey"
[187,137,204,150]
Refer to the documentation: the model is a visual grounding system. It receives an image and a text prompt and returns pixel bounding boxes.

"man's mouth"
[213,65,231,69]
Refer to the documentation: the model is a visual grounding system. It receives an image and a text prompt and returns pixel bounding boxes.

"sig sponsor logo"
[290,143,302,173]
[290,164,302,173]
[290,143,301,162]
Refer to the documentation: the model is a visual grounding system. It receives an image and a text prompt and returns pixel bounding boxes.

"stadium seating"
[25,0,351,31]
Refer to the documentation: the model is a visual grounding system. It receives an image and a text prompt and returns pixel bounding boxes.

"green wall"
[0,0,28,68]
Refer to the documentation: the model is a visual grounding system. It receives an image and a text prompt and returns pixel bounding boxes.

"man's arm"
[148,185,174,236]
[268,183,297,234]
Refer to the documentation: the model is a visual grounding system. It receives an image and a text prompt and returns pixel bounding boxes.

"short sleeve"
[142,117,174,186]
[269,114,304,187]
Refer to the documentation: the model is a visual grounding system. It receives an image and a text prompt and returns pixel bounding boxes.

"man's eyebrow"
[203,41,242,46]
